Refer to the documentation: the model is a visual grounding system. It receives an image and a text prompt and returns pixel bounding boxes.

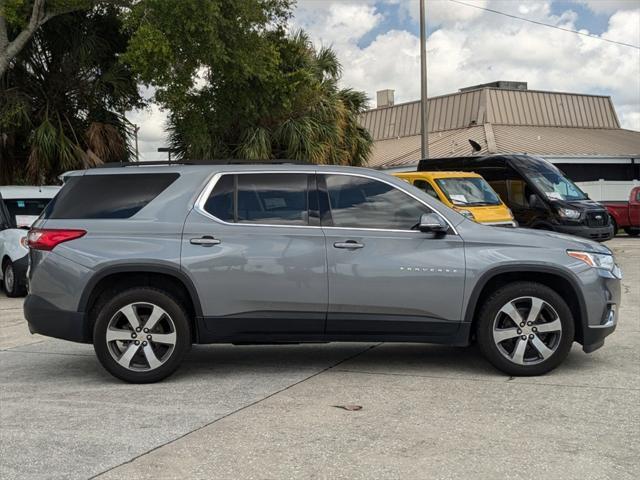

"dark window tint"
[43,173,179,219]
[203,173,310,226]
[204,175,234,222]
[324,175,430,230]
[413,180,439,200]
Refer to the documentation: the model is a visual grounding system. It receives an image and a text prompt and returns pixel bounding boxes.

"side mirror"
[418,213,448,234]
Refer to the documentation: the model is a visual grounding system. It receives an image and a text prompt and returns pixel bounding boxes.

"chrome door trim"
[193,170,458,235]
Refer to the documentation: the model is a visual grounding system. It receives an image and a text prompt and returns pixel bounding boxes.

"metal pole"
[134,125,140,162]
[420,0,429,159]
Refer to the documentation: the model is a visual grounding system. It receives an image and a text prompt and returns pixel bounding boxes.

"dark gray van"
[418,155,614,241]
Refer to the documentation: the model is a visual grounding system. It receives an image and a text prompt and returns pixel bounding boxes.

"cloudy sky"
[129,0,640,161]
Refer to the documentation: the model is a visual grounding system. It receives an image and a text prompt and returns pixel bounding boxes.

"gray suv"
[24,163,621,383]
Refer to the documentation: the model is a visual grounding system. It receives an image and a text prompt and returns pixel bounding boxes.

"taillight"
[27,228,86,251]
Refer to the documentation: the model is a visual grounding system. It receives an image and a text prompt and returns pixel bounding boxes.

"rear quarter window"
[43,173,179,219]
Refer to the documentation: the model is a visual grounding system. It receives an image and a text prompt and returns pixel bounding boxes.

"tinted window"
[43,173,179,219]
[204,175,234,222]
[324,175,429,230]
[203,173,310,226]
[413,180,439,200]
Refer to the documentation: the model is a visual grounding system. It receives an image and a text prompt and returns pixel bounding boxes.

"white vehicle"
[0,186,60,296]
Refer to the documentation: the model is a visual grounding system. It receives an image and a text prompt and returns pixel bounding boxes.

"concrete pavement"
[1,237,638,479]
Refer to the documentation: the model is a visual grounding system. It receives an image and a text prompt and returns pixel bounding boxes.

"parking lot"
[0,237,638,480]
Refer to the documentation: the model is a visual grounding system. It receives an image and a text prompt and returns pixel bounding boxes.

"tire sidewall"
[93,288,191,383]
[477,282,575,376]
[3,261,18,297]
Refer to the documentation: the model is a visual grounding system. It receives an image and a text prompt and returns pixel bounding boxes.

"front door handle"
[333,240,364,249]
[190,236,221,246]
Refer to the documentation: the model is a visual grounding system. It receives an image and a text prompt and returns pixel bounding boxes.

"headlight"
[456,209,475,221]
[557,207,580,220]
[567,250,615,271]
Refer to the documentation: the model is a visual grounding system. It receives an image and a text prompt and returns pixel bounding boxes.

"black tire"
[3,259,26,297]
[611,218,618,236]
[624,228,639,237]
[476,282,574,376]
[93,287,191,383]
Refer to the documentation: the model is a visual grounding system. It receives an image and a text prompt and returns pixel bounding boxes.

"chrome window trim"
[194,170,458,235]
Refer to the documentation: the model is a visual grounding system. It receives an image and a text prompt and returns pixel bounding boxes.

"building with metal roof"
[359,82,640,178]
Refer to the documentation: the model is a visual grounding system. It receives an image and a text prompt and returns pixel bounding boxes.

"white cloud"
[293,0,640,130]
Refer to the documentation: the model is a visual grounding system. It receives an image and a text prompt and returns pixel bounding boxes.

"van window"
[413,180,439,200]
[204,173,310,226]
[43,173,179,219]
[323,174,430,230]
[490,180,529,208]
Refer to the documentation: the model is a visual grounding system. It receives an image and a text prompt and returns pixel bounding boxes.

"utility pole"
[420,0,430,159]
[134,125,140,162]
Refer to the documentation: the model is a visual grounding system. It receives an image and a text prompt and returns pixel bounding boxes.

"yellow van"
[394,171,516,226]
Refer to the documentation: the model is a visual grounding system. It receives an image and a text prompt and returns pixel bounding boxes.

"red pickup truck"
[604,186,640,237]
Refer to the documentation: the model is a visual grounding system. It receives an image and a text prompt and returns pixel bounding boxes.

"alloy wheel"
[492,296,562,366]
[105,302,177,371]
[4,264,14,292]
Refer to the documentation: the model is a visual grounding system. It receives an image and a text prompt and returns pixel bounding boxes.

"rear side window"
[43,173,179,219]
[203,173,310,226]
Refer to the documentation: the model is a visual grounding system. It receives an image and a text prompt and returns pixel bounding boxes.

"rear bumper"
[554,223,614,241]
[24,294,89,343]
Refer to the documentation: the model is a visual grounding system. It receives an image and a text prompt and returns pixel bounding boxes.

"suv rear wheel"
[476,282,574,376]
[93,288,191,383]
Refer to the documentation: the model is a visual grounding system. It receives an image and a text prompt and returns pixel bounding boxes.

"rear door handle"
[190,236,221,246]
[333,240,364,249]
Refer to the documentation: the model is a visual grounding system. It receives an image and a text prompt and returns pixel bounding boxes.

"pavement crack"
[88,342,382,480]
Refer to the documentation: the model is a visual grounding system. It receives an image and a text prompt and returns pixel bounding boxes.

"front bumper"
[578,269,621,353]
[24,294,89,343]
[554,223,614,242]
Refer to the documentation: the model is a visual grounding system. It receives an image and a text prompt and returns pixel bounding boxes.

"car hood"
[458,220,612,254]
[561,198,607,211]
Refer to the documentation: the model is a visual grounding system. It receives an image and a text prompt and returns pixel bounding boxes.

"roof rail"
[95,159,313,168]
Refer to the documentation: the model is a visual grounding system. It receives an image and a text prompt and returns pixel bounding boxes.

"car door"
[181,171,327,340]
[320,173,466,338]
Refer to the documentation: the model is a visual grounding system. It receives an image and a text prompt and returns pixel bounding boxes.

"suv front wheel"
[476,282,575,376]
[93,288,191,383]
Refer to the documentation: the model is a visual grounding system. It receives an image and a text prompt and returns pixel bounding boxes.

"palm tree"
[168,30,372,166]
[0,5,142,184]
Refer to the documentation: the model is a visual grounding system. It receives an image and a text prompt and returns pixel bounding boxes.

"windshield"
[528,173,587,201]
[4,198,53,227]
[518,157,587,201]
[434,177,502,206]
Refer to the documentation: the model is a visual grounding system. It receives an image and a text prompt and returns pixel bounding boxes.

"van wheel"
[93,288,191,383]
[3,260,25,297]
[476,282,574,376]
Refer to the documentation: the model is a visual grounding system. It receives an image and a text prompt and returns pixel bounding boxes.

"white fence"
[577,180,639,202]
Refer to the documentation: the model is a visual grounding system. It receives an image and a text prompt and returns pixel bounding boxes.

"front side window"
[413,180,439,200]
[204,173,310,226]
[323,174,430,230]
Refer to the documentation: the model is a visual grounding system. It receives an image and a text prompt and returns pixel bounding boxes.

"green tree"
[0,4,142,184]
[123,1,372,165]
[0,0,100,78]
